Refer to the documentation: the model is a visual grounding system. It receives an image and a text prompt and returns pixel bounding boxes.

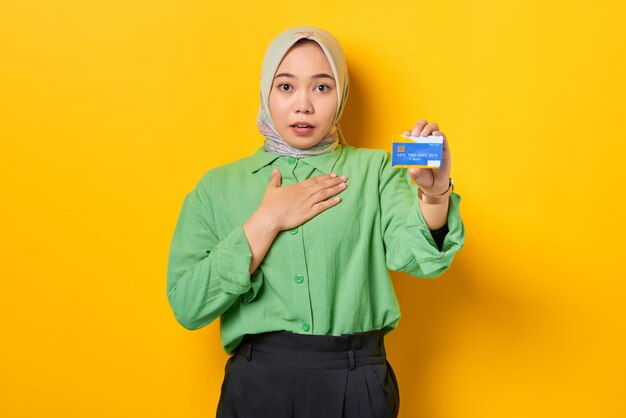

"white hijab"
[257,26,350,158]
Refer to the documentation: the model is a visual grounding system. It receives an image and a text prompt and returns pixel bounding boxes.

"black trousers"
[216,329,399,418]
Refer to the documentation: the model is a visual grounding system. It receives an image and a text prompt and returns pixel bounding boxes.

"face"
[269,40,338,150]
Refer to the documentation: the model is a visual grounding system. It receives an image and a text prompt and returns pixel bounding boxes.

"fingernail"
[330,172,337,178]
[340,176,347,181]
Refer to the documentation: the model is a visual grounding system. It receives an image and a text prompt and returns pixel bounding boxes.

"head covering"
[257,26,349,158]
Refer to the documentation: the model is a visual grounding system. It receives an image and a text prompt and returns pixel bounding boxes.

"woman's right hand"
[256,168,348,233]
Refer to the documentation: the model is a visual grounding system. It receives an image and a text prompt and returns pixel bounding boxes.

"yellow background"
[2,0,625,417]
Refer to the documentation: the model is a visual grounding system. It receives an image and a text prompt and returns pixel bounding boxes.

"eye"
[316,84,331,92]
[278,83,291,92]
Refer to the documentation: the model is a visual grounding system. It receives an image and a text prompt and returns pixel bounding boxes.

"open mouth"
[289,120,315,136]
[290,124,315,136]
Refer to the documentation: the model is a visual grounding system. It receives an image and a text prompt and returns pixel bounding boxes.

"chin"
[284,136,324,150]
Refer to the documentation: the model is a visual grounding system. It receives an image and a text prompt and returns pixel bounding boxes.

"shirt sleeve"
[378,151,465,278]
[166,181,263,330]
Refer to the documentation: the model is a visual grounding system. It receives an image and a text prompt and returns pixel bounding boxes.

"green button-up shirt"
[167,144,465,354]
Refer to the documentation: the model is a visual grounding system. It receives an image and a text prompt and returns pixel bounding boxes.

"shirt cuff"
[242,269,264,304]
[214,224,254,295]
[412,192,465,275]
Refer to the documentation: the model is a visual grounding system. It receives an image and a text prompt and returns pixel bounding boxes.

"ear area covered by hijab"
[257,26,350,158]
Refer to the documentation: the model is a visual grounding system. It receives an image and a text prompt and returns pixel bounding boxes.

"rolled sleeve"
[409,191,465,276]
[215,224,263,304]
[379,151,466,278]
[215,224,254,295]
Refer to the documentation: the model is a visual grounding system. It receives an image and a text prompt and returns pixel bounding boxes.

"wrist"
[418,178,454,205]
[247,208,280,236]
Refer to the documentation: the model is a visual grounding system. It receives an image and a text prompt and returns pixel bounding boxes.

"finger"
[301,172,339,188]
[309,181,347,202]
[269,168,282,187]
[315,175,347,192]
[419,122,439,137]
[408,167,425,183]
[310,196,342,217]
[433,130,444,138]
[402,130,411,136]
[413,168,435,189]
[307,176,348,198]
[411,119,428,136]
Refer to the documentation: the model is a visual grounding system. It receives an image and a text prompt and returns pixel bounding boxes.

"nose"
[295,91,313,114]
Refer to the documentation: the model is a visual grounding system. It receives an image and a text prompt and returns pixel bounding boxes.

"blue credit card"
[391,135,443,168]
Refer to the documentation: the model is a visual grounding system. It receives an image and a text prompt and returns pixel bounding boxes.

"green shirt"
[167,144,465,354]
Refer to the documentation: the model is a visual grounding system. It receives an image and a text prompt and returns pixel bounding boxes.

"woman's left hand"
[403,119,451,195]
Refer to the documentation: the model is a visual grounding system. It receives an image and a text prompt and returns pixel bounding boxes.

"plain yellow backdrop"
[1,0,625,417]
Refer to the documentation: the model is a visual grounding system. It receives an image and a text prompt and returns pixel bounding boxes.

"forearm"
[418,197,449,230]
[168,261,240,330]
[242,210,280,274]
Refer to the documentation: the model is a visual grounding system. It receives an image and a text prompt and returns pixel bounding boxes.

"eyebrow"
[274,72,335,81]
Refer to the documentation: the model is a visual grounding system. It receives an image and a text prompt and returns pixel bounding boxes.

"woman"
[167,26,465,418]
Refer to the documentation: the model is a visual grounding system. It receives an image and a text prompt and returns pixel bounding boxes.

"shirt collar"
[249,144,344,174]
[248,147,281,173]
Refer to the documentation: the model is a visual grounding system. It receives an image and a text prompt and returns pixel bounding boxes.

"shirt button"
[294,274,304,284]
[290,227,299,235]
[302,323,310,332]
[287,156,297,164]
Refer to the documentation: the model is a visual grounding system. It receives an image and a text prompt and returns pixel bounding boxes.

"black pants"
[216,329,399,418]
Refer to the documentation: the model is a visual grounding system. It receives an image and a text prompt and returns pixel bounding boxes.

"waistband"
[233,329,387,370]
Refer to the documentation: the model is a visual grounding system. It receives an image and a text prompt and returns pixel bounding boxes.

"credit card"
[391,134,443,168]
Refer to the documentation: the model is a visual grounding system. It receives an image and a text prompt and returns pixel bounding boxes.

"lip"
[290,121,315,136]
[290,125,315,136]
[290,121,315,128]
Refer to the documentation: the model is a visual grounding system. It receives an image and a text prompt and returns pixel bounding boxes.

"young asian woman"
[166,25,465,418]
